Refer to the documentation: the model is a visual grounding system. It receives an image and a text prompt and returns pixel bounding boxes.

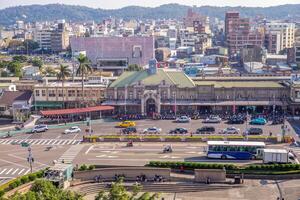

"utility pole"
[27,146,34,173]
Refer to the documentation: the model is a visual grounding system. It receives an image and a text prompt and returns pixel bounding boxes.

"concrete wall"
[74,167,171,181]
[195,169,226,183]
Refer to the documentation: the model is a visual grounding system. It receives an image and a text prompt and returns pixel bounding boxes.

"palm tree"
[57,65,71,108]
[76,54,92,107]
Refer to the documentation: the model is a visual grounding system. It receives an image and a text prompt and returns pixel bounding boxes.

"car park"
[122,127,137,134]
[244,127,263,135]
[195,126,215,134]
[227,117,244,124]
[142,127,162,134]
[169,128,188,134]
[220,127,240,134]
[175,116,191,123]
[63,126,81,134]
[203,116,221,123]
[250,118,267,125]
[117,121,136,128]
[31,125,48,133]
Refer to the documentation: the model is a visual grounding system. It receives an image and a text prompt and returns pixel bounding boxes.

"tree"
[7,61,22,77]
[126,64,143,71]
[8,179,83,200]
[40,66,57,77]
[12,55,27,63]
[57,65,71,108]
[95,180,159,200]
[76,54,92,106]
[23,39,39,53]
[31,57,43,68]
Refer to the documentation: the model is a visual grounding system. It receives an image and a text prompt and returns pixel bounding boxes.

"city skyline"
[0,0,300,9]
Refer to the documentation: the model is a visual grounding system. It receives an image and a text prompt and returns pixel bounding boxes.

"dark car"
[245,127,263,135]
[122,127,137,134]
[227,117,245,124]
[196,126,215,134]
[169,128,188,134]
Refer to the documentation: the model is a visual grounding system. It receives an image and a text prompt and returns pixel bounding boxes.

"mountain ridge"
[0,3,299,26]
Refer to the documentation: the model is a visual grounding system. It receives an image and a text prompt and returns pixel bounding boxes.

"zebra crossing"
[0,139,81,146]
[0,167,31,178]
[57,145,85,164]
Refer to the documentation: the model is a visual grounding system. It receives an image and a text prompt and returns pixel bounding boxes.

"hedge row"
[147,161,300,173]
[0,170,44,197]
[244,164,300,171]
[77,164,95,171]
[83,135,277,140]
[147,161,238,170]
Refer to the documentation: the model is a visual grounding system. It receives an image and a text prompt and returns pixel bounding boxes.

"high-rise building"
[265,22,296,52]
[225,11,263,56]
[34,29,52,50]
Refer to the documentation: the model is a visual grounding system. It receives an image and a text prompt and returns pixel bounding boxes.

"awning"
[35,101,63,108]
[40,106,114,116]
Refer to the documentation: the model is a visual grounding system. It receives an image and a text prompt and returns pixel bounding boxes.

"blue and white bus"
[207,141,266,160]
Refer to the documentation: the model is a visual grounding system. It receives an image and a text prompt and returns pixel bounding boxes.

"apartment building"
[265,22,296,52]
[33,81,106,110]
[225,11,263,55]
[34,29,52,50]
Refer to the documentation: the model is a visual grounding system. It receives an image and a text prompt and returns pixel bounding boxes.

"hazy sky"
[0,0,299,9]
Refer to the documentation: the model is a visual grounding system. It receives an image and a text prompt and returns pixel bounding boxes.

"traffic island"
[82,135,279,143]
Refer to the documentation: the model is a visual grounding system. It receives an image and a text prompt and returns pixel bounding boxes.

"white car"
[64,126,81,134]
[142,127,162,134]
[176,116,191,123]
[221,127,240,134]
[31,125,48,133]
[203,116,222,123]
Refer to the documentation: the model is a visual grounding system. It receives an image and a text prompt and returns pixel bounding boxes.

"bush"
[79,164,88,171]
[0,189,4,197]
[88,165,95,170]
[20,176,29,184]
[28,174,37,181]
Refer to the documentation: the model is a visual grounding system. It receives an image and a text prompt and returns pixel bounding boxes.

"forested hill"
[0,3,299,26]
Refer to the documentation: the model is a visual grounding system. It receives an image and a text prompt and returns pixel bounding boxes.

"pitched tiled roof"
[0,91,32,106]
[109,69,195,88]
[194,81,284,88]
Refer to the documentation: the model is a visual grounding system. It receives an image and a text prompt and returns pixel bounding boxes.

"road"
[0,118,300,185]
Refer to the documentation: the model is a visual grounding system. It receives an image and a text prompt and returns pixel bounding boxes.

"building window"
[35,90,40,97]
[42,90,46,97]
[190,95,193,99]
[77,90,82,97]
[58,90,63,97]
[49,90,56,97]
[162,91,167,99]
[68,90,75,97]
[129,92,133,100]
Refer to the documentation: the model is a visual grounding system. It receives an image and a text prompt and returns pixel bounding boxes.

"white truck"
[261,149,297,164]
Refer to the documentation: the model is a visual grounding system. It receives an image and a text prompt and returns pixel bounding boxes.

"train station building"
[104,60,300,116]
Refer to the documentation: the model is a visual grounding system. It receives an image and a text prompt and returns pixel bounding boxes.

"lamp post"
[27,146,34,173]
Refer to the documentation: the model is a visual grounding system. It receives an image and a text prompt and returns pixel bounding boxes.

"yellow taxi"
[117,121,136,128]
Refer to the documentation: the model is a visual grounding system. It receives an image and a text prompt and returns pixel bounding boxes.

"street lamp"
[27,146,34,173]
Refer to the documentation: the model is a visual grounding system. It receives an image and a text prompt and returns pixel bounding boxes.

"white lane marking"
[55,135,61,139]
[18,169,25,175]
[85,145,94,155]
[62,140,69,145]
[67,140,73,145]
[96,155,107,158]
[46,139,53,145]
[5,168,13,175]
[72,134,78,140]
[41,140,48,145]
[11,168,19,175]
[24,169,30,175]
[0,169,7,175]
[0,158,28,168]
